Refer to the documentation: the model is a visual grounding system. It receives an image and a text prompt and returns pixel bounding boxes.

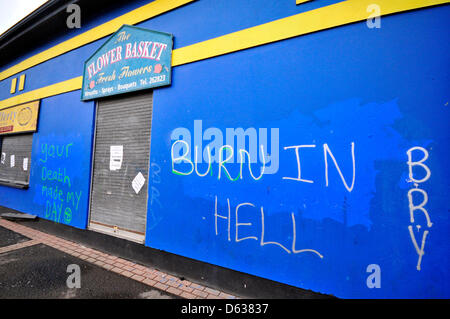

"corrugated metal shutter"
[89,91,153,242]
[0,133,33,188]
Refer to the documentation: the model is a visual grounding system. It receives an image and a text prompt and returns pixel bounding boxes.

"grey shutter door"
[0,134,33,187]
[89,91,153,240]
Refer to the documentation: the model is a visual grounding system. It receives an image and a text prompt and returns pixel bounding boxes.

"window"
[0,133,33,188]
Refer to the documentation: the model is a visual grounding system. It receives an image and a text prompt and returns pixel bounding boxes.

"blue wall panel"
[0,0,448,299]
[0,91,95,229]
[0,0,345,101]
[145,6,450,298]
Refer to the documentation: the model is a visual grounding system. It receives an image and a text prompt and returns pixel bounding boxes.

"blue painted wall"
[0,0,345,101]
[0,91,95,229]
[145,5,450,298]
[0,0,448,298]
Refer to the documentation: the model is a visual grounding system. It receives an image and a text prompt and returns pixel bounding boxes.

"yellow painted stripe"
[1,0,448,110]
[9,78,17,94]
[0,0,196,82]
[172,0,449,66]
[296,0,313,5]
[18,74,26,91]
[0,77,82,109]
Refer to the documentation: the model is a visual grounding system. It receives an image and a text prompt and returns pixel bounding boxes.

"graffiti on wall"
[406,146,432,271]
[34,142,83,225]
[170,120,364,260]
[168,103,437,274]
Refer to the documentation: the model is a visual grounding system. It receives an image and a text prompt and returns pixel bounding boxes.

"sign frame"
[0,100,40,136]
[81,24,173,101]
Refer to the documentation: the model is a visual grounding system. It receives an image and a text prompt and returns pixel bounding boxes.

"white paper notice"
[132,172,146,194]
[23,158,29,171]
[1,153,5,164]
[109,145,123,171]
[10,155,15,167]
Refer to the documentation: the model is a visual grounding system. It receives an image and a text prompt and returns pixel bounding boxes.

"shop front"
[0,101,40,189]
[0,0,449,299]
[82,25,173,243]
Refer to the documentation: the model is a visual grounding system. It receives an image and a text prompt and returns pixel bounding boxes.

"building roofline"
[0,0,76,51]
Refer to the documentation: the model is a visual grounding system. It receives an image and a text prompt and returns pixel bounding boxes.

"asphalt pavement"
[0,225,178,299]
[0,225,30,248]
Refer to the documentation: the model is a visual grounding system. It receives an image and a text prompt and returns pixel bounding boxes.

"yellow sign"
[0,101,40,135]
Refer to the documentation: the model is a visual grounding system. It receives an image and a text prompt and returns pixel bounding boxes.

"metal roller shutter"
[88,91,153,243]
[0,134,33,188]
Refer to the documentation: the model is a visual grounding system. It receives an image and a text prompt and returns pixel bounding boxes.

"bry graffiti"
[406,146,432,271]
[37,142,83,224]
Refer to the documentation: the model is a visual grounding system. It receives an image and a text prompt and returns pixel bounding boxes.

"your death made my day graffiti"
[38,142,83,224]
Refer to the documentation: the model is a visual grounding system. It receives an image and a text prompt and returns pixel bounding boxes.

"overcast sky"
[0,0,49,36]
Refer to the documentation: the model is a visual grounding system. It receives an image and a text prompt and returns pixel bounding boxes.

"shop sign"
[81,25,173,100]
[0,101,40,135]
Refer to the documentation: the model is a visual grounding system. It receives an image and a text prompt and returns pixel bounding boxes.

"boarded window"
[0,134,33,188]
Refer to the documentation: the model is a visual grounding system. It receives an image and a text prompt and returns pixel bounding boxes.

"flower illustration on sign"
[17,107,33,126]
[154,64,163,74]
[89,80,95,89]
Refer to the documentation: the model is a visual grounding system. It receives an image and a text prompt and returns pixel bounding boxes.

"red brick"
[180,280,192,287]
[144,272,157,280]
[113,262,126,268]
[131,268,145,276]
[179,285,194,293]
[153,270,166,278]
[93,251,107,257]
[120,260,135,267]
[167,280,181,288]
[111,267,124,274]
[155,276,168,284]
[123,265,134,272]
[204,287,220,296]
[167,287,183,296]
[131,274,145,282]
[102,264,114,271]
[143,278,157,287]
[70,251,80,257]
[189,283,205,290]
[165,274,178,281]
[155,282,169,291]
[94,260,106,267]
[134,264,149,271]
[180,292,197,299]
[192,290,208,298]
[101,258,115,265]
[121,271,134,278]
